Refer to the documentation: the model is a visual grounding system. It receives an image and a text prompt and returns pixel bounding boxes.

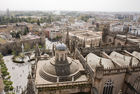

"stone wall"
[79,46,140,57]
[0,36,45,55]
[94,73,125,94]
[36,81,91,94]
[123,69,140,94]
[38,87,90,94]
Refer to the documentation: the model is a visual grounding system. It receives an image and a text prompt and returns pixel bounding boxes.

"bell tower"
[65,27,70,48]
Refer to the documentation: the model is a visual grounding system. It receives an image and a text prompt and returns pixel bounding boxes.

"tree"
[0,53,13,92]
[39,45,42,48]
[81,15,90,22]
[47,15,53,23]
[0,53,3,60]
[12,50,17,57]
[37,19,40,26]
[15,32,20,38]
[56,36,62,40]
[23,27,29,35]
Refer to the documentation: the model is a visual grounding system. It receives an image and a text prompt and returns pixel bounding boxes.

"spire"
[99,39,102,47]
[125,26,129,45]
[66,27,70,48]
[31,63,35,78]
[35,43,40,58]
[102,24,110,43]
[52,44,55,56]
[26,73,35,94]
[86,57,87,62]
[113,34,116,45]
[28,72,31,79]
[137,30,139,36]
[99,58,102,66]
[75,40,78,48]
[129,57,133,66]
[90,40,93,48]
[83,38,86,48]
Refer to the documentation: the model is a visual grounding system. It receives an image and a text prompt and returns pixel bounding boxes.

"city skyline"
[0,0,140,12]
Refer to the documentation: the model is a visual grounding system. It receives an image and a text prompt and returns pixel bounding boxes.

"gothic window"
[103,80,113,94]
[133,76,140,93]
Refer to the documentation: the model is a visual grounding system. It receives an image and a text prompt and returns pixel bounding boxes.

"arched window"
[133,76,140,93]
[103,80,113,94]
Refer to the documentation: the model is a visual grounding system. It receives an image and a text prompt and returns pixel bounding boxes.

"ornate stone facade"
[75,46,140,94]
[34,43,90,94]
[31,25,140,94]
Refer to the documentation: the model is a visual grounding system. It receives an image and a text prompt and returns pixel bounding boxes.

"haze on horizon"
[0,0,140,12]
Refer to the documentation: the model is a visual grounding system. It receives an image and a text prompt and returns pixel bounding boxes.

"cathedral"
[28,25,140,94]
[32,43,90,94]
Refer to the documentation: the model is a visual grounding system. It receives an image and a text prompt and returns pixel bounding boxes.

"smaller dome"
[56,43,67,51]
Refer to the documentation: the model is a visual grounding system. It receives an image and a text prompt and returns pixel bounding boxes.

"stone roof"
[38,57,84,82]
[110,51,139,66]
[132,51,140,60]
[35,57,87,85]
[86,53,115,70]
[40,57,79,76]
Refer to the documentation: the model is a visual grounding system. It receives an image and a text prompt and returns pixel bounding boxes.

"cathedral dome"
[39,42,82,82]
[42,58,79,76]
[56,43,67,51]
[39,57,81,82]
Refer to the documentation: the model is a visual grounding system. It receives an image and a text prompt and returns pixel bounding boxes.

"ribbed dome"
[40,57,79,76]
[56,43,67,51]
[39,57,81,82]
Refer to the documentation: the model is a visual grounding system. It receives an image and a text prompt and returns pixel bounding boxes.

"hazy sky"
[0,0,140,12]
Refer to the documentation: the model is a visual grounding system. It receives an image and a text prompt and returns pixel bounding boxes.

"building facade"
[0,35,45,55]
[30,24,140,94]
[32,43,90,94]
